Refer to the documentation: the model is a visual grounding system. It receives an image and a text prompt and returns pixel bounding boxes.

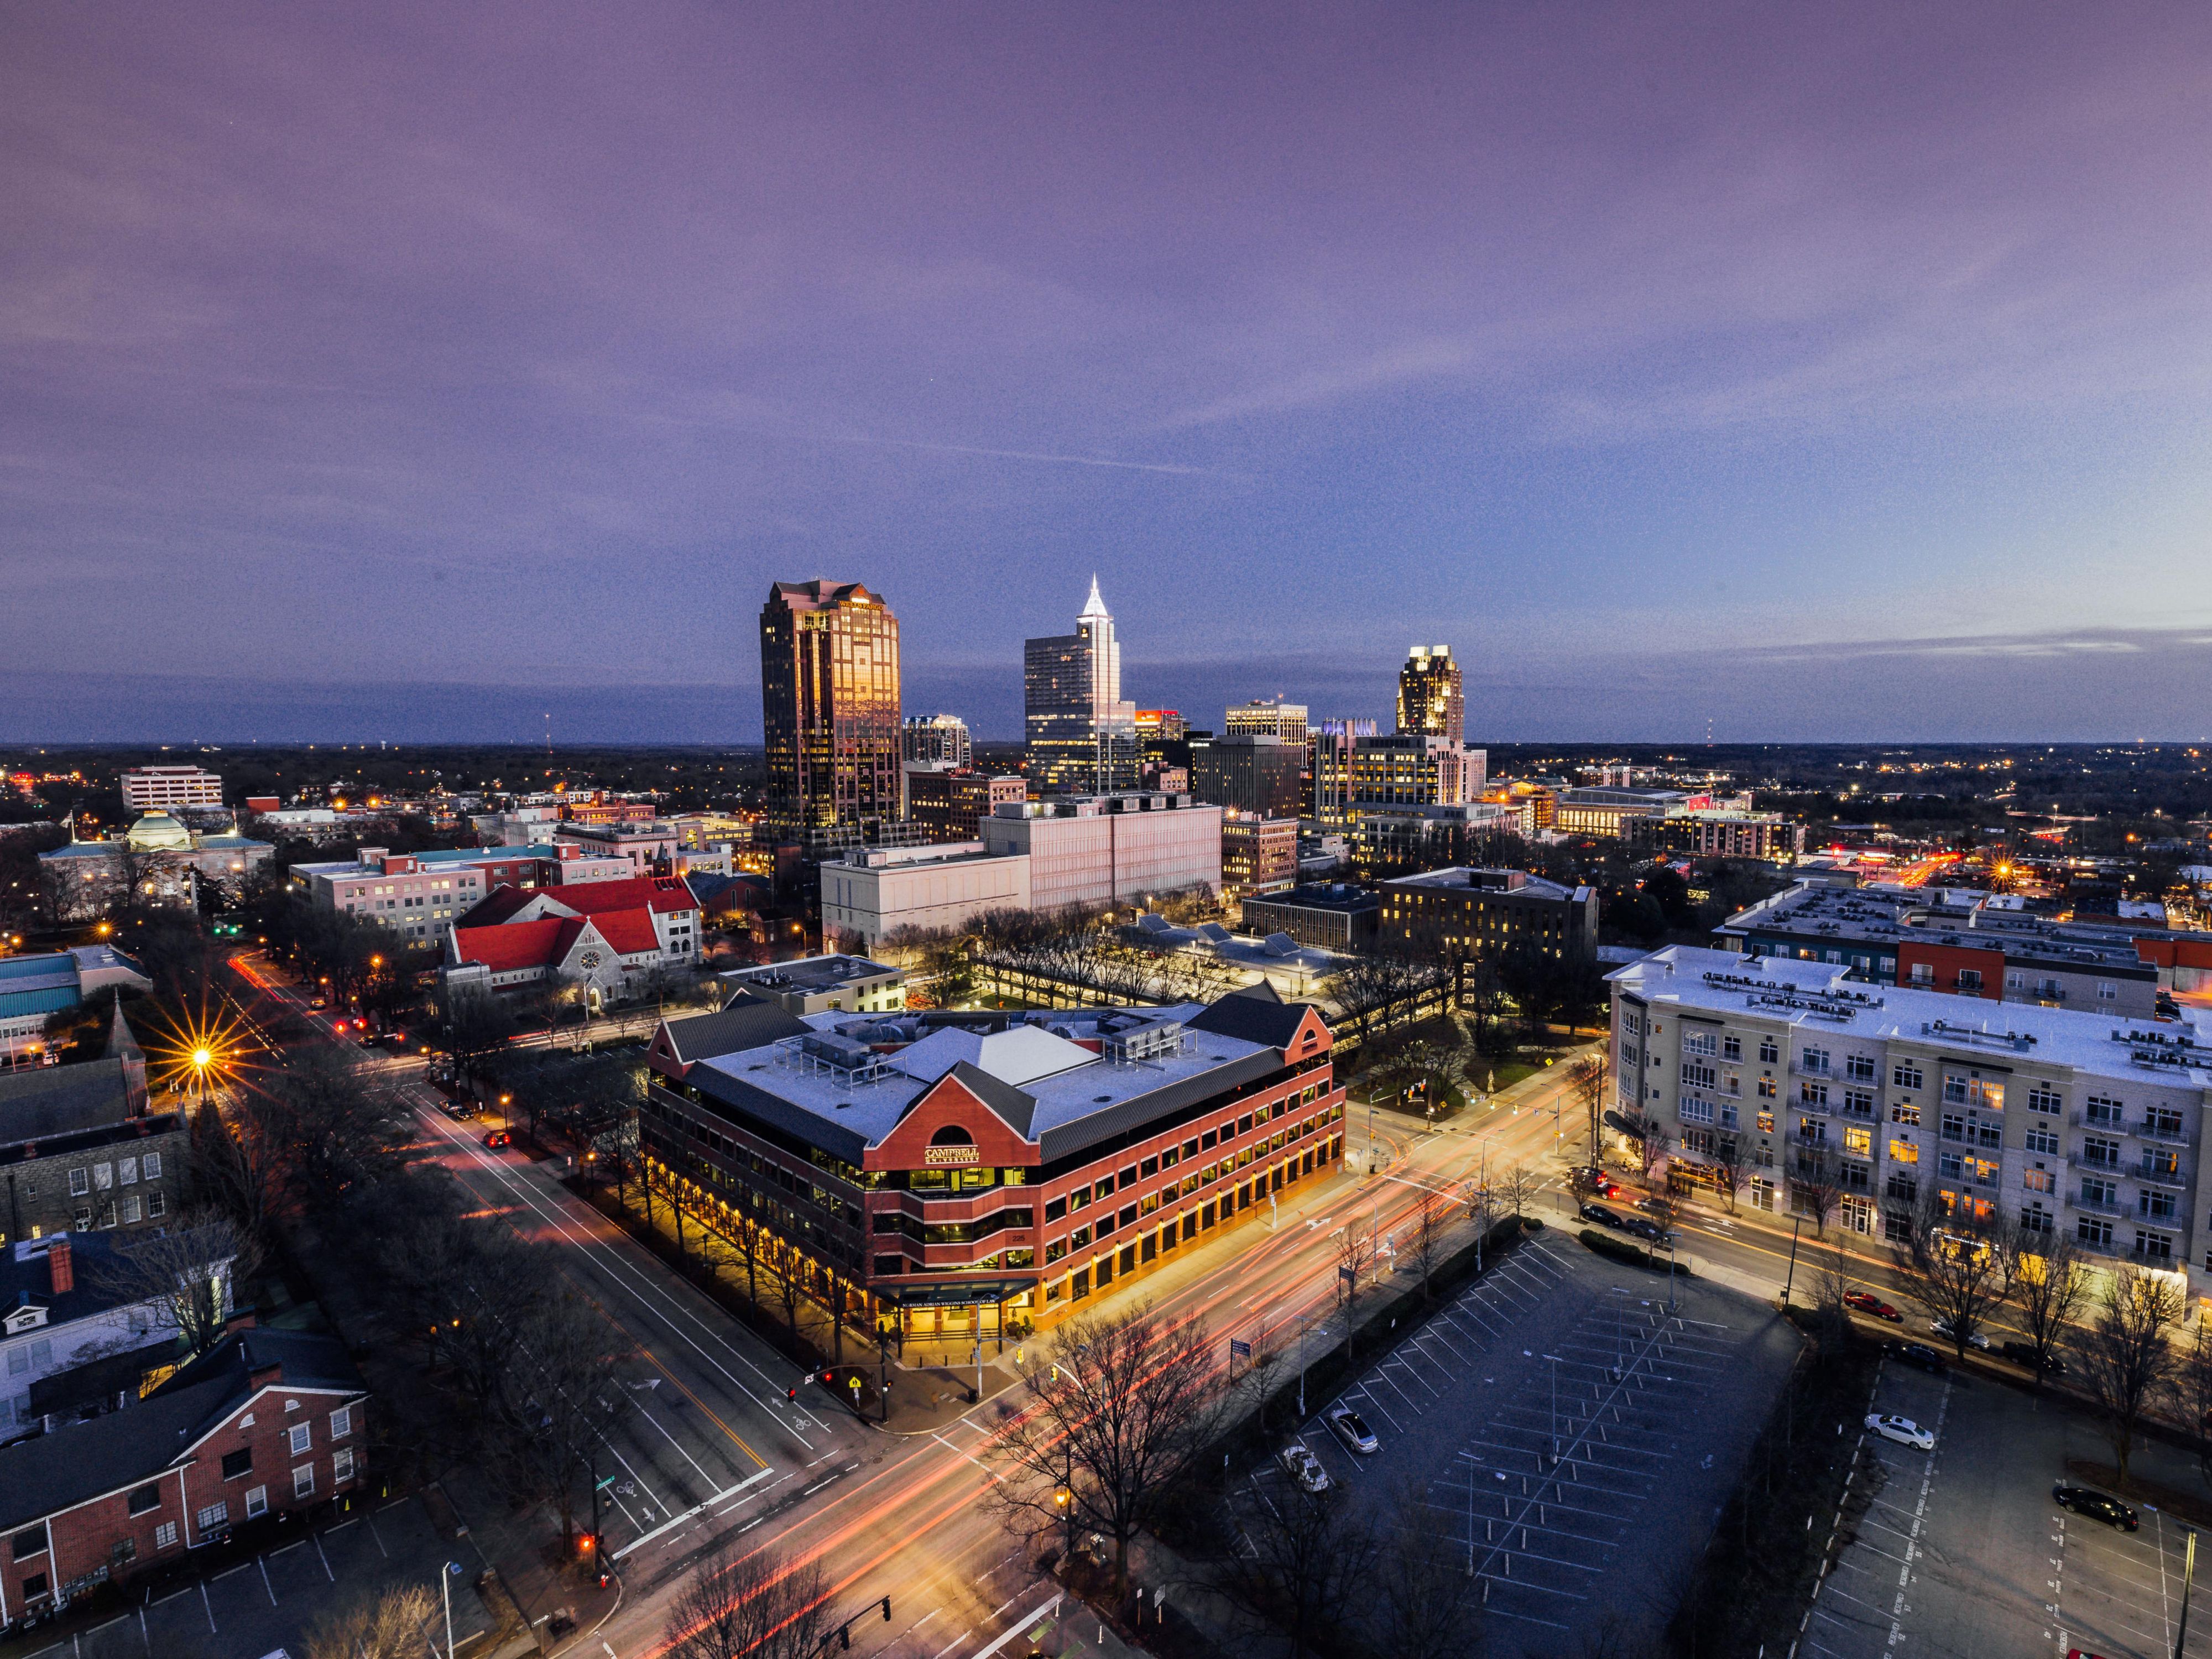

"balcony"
[2133,1162,2191,1191]
[2074,1146,2125,1172]
[2070,1109,2129,1131]
[1796,1095,1834,1118]
[2135,1119,2192,1146]
[1792,1061,1833,1081]
[2069,1191,2126,1217]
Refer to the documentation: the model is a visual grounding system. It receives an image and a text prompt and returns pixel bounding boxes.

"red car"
[483,1130,513,1150]
[1843,1290,1902,1322]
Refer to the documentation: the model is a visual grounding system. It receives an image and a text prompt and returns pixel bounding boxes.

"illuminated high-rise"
[1396,645,1464,744]
[1024,577,1139,794]
[759,580,903,839]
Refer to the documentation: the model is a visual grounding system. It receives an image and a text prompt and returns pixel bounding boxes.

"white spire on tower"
[1079,574,1111,621]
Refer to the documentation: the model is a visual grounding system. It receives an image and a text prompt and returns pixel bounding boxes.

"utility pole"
[1296,1312,1317,1419]
[1782,1213,1806,1308]
[2177,1528,2198,1659]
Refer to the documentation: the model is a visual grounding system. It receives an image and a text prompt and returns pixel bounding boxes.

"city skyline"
[8,4,2212,742]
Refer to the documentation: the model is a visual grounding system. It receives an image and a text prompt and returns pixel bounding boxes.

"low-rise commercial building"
[1610,946,2212,1280]
[552,820,678,878]
[719,956,906,1016]
[979,793,1222,912]
[1629,810,1806,862]
[38,817,273,922]
[1378,867,1599,962]
[0,1012,190,1248]
[821,843,1032,952]
[0,949,150,1070]
[1553,787,1688,837]
[1238,884,1381,953]
[1351,800,1521,874]
[641,987,1343,1342]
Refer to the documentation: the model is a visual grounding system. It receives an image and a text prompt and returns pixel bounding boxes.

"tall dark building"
[1396,645,1464,744]
[759,580,902,839]
[1024,577,1139,794]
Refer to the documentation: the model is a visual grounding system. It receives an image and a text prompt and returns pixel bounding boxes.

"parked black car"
[1623,1216,1672,1245]
[2001,1340,2068,1375]
[1889,1341,1948,1374]
[2053,1485,2138,1531]
[1579,1203,1628,1230]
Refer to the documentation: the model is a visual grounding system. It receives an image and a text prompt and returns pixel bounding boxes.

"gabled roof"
[0,1059,134,1142]
[456,886,538,927]
[1187,989,1319,1051]
[659,997,811,1066]
[890,1025,1096,1089]
[0,1328,364,1533]
[451,917,582,974]
[927,1061,1040,1141]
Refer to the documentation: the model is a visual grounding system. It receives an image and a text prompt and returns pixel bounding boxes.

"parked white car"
[1326,1404,1380,1455]
[1865,1413,1936,1452]
[1927,1317,1991,1351]
[1278,1439,1332,1492]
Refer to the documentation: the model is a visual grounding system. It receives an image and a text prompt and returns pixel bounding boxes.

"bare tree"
[2075,1264,2187,1488]
[2007,1229,2090,1387]
[1710,1131,1749,1214]
[1333,1211,1377,1317]
[1636,1121,1674,1198]
[1788,1142,1843,1237]
[1567,1052,1608,1162]
[91,1209,261,1358]
[2179,1316,2212,1491]
[485,1288,638,1553]
[662,1541,829,1659]
[993,1304,1226,1596]
[1376,1500,1486,1659]
[1406,1184,1447,1301]
[1211,1485,1380,1659]
[301,1584,437,1659]
[1893,1197,2012,1359]
[1494,1164,1544,1225]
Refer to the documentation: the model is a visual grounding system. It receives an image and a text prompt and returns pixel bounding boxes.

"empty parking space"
[2060,1506,2212,1659]
[1243,1233,1796,1658]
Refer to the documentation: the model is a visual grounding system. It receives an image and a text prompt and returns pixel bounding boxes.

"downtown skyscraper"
[1024,577,1139,794]
[759,580,903,840]
[1397,644,1465,744]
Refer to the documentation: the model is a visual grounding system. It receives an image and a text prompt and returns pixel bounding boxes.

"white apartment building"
[118,767,223,813]
[1610,946,2212,1289]
[821,843,1031,951]
[979,792,1222,914]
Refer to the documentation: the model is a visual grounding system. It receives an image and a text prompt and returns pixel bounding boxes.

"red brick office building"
[0,1330,367,1626]
[644,984,1345,1343]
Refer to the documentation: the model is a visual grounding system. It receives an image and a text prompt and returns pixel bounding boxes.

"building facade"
[1396,646,1464,744]
[902,714,973,770]
[118,768,223,814]
[820,843,1032,951]
[1628,811,1806,862]
[979,794,1222,912]
[640,989,1344,1342]
[0,1330,366,1623]
[1238,884,1381,952]
[1025,578,1139,795]
[1379,867,1599,962]
[1220,813,1299,900]
[1552,787,1688,838]
[1224,700,1308,745]
[0,949,150,1070]
[721,956,907,1016]
[1344,734,1486,810]
[1611,946,2212,1280]
[904,767,1026,844]
[1190,734,1304,819]
[760,580,904,840]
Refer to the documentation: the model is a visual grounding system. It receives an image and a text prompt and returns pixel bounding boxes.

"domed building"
[36,811,273,922]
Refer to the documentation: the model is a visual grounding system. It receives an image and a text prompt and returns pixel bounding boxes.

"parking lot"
[1811,1361,2212,1659]
[15,1497,499,1659]
[1245,1232,1800,1655]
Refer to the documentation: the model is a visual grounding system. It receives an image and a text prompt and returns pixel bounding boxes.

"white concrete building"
[979,792,1222,914]
[1610,946,2212,1288]
[118,768,223,813]
[821,843,1031,951]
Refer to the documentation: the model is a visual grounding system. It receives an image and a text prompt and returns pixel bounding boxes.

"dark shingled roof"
[1187,992,1316,1051]
[0,1060,134,1143]
[661,996,811,1066]
[0,1329,364,1533]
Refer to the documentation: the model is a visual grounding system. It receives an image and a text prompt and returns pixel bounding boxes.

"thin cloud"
[818,431,1239,479]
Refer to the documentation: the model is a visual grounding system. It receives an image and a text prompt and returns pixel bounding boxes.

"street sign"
[1338,1265,1355,1286]
[1229,1338,1251,1360]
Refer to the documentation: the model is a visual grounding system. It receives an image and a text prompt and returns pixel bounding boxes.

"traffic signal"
[577,1532,597,1557]
[820,1369,834,1387]
[881,1597,892,1621]
[839,1629,851,1651]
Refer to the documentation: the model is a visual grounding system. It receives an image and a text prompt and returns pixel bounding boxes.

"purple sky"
[7,2,2212,740]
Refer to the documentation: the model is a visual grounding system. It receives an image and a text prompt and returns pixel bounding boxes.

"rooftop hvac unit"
[1104,1021,1185,1065]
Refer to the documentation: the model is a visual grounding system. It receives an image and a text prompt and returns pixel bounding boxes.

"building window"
[2024,1125,2059,1155]
[142,1152,160,1180]
[127,1484,161,1516]
[293,1464,316,1499]
[1892,1063,1923,1091]
[333,1448,355,1485]
[155,1522,179,1550]
[2023,1167,2054,1194]
[2026,1084,2063,1114]
[2099,982,2119,1002]
[196,1503,229,1531]
[67,1168,89,1198]
[289,1423,312,1456]
[244,1485,269,1519]
[222,1448,253,1480]
[11,1527,46,1561]
[147,1190,165,1220]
